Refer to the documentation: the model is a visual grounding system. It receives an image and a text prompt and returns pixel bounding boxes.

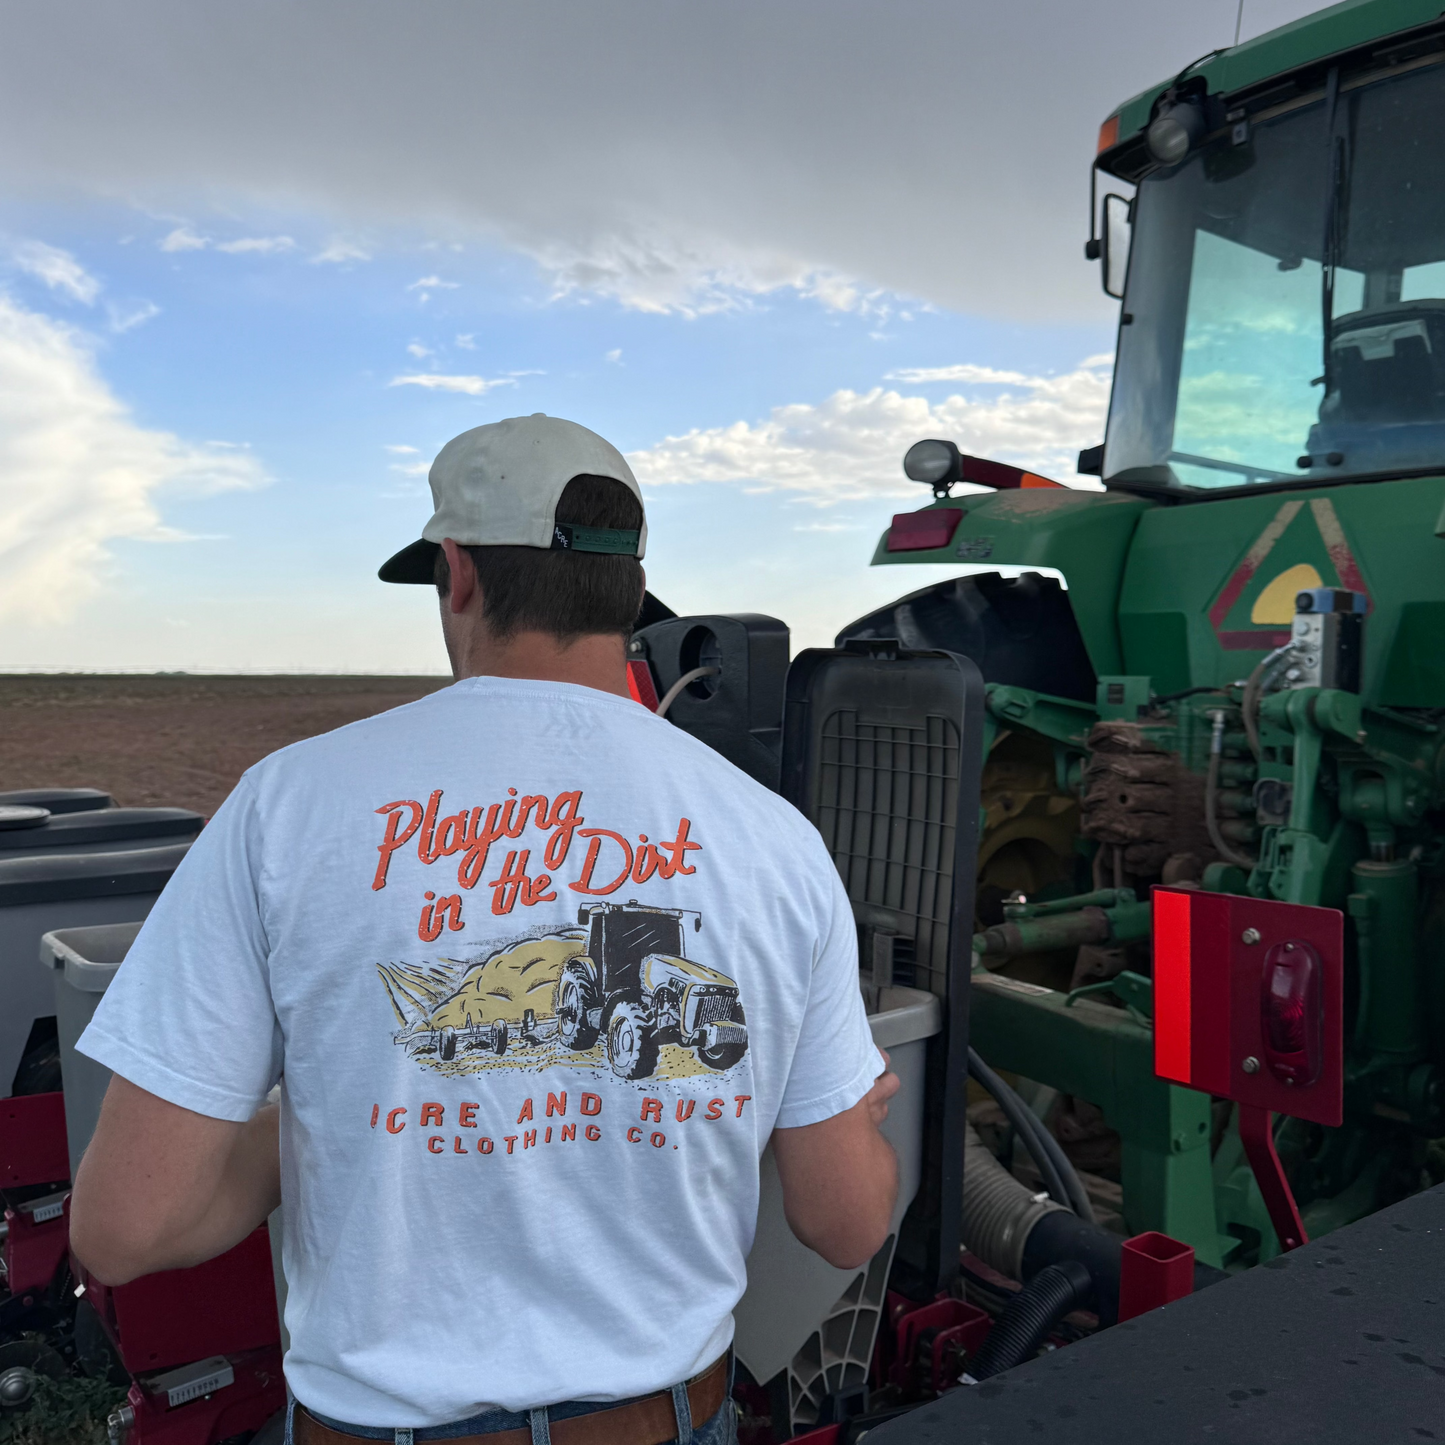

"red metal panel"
[1152,889,1342,1125]
[0,1092,70,1189]
[122,1344,284,1445]
[104,1227,280,1374]
[886,509,963,552]
[3,1204,70,1296]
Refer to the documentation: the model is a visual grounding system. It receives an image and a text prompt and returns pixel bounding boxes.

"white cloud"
[159,226,209,252]
[887,363,1034,386]
[385,444,419,454]
[407,275,458,291]
[628,356,1112,501]
[107,299,161,332]
[0,293,268,623]
[389,461,430,477]
[605,348,623,365]
[388,372,516,396]
[405,342,431,359]
[454,333,476,349]
[216,234,296,254]
[12,241,101,304]
[0,2,1332,322]
[312,238,370,264]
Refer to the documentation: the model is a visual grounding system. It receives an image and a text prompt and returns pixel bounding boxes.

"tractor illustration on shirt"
[557,901,748,1079]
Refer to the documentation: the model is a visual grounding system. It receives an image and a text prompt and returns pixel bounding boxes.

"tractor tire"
[606,996,660,1081]
[697,1003,748,1071]
[436,1026,457,1062]
[493,1020,509,1056]
[557,965,600,1050]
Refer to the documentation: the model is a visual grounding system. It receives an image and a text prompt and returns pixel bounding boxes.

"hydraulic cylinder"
[1349,859,1424,1063]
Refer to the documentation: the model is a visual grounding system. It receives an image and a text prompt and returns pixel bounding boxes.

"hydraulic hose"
[968,1048,1096,1224]
[1241,641,1295,761]
[654,666,721,718]
[966,1260,1095,1380]
[1206,710,1257,871]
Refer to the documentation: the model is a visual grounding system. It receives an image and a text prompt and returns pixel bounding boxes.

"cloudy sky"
[0,0,1322,670]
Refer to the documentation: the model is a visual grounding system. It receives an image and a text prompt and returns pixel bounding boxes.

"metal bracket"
[1237,1103,1308,1252]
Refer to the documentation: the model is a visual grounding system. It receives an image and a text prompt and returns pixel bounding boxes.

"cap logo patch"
[551,524,641,556]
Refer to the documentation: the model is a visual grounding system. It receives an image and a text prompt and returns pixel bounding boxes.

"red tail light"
[1262,940,1322,1086]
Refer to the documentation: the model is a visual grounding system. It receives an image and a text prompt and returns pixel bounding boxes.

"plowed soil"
[0,674,451,817]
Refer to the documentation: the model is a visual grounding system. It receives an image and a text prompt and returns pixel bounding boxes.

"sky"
[0,0,1326,671]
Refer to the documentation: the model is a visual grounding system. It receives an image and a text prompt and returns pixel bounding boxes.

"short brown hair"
[434,473,644,643]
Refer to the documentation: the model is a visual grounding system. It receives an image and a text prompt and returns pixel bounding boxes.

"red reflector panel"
[626,659,660,711]
[1152,889,1193,1086]
[887,509,962,552]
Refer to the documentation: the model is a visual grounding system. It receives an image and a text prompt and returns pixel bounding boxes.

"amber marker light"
[1097,114,1120,153]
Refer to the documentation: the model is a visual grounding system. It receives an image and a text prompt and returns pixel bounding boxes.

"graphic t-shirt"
[79,678,879,1426]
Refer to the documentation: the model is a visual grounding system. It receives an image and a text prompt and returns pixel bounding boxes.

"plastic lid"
[0,806,203,851]
[0,805,51,830]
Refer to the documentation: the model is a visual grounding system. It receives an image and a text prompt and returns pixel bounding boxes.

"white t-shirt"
[79,677,879,1426]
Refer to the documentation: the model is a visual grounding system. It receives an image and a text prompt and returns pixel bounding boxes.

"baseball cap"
[378,413,646,583]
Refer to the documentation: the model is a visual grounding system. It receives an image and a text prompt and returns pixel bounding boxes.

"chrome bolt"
[1242,1056,1261,1074]
[1242,928,1261,945]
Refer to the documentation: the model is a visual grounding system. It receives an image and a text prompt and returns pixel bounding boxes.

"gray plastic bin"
[733,984,941,1410]
[41,922,142,1177]
[1,844,191,1100]
[42,922,289,1350]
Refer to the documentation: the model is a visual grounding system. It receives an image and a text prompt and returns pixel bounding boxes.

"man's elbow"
[70,1187,175,1286]
[812,1215,893,1271]
[69,1214,151,1287]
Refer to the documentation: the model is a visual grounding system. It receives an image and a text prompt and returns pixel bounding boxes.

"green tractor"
[846,0,1445,1268]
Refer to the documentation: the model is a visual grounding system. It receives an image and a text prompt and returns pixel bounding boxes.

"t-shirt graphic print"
[76,678,879,1429]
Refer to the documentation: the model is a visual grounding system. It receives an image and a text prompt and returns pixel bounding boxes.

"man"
[71,413,899,1444]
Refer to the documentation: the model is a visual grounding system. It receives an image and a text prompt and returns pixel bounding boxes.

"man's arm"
[771,1058,901,1269]
[70,1075,281,1286]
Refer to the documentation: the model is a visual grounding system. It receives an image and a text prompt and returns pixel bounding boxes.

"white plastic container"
[732,984,941,1425]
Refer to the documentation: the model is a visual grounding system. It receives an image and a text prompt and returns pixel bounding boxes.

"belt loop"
[530,1406,551,1445]
[394,1432,414,1445]
[670,1381,694,1445]
[284,1395,296,1445]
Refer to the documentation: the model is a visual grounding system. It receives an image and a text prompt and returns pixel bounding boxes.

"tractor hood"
[641,953,739,995]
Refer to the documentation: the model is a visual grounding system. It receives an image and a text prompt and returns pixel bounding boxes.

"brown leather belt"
[293,1356,729,1445]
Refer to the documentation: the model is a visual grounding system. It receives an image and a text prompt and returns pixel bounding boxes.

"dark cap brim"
[378,539,440,584]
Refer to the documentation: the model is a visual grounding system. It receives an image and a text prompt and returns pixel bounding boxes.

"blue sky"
[0,0,1322,671]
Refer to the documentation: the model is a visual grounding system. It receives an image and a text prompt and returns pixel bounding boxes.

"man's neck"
[451,629,632,700]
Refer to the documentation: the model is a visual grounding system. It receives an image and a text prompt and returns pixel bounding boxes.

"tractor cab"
[1098,29,1445,494]
[576,900,697,995]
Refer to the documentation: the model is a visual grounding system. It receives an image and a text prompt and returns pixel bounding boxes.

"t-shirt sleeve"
[773,865,882,1130]
[77,774,282,1123]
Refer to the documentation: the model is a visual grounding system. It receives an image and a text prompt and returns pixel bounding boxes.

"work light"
[1147,95,1206,165]
[903,438,962,492]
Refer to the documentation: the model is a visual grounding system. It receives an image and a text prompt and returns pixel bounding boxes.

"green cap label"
[551,524,641,555]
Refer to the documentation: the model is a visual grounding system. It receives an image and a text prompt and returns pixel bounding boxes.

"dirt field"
[0,674,451,817]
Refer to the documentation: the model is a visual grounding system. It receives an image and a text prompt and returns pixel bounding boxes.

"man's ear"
[440,539,478,616]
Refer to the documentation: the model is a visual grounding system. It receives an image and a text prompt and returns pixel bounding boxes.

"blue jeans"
[285,1373,738,1445]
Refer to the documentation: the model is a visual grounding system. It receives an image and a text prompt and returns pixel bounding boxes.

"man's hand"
[771,1052,900,1270]
[70,1076,281,1286]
